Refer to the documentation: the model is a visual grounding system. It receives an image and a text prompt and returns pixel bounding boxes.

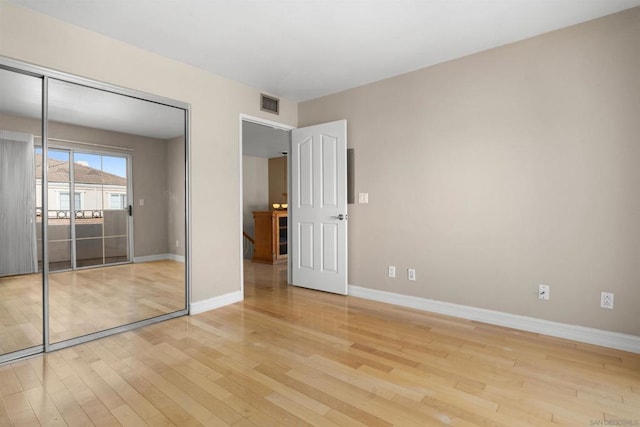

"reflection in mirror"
[0,67,43,357]
[46,148,73,271]
[47,78,186,344]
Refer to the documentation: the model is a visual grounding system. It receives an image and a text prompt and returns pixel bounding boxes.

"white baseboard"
[190,290,243,315]
[348,285,640,354]
[168,254,185,263]
[134,253,185,263]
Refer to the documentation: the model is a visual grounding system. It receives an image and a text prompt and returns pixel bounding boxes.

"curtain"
[0,130,38,277]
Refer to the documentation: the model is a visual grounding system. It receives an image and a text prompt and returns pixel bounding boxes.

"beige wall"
[299,8,640,335]
[167,136,186,258]
[0,0,298,302]
[242,156,269,255]
[268,156,287,206]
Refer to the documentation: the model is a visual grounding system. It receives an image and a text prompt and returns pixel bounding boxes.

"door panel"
[63,151,131,268]
[321,135,338,207]
[298,137,314,207]
[76,222,102,238]
[101,154,129,265]
[0,68,43,361]
[47,149,73,271]
[47,77,187,345]
[105,236,128,262]
[103,210,127,237]
[322,223,339,273]
[299,222,314,269]
[291,120,348,294]
[75,239,102,267]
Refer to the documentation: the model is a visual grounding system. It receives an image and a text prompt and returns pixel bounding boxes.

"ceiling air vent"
[260,94,279,115]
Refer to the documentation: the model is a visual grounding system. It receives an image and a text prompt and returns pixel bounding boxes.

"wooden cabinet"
[252,210,287,264]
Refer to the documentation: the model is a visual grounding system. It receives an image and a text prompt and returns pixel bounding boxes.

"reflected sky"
[43,149,126,178]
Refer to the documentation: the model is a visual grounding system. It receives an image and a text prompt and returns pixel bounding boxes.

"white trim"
[190,290,243,315]
[238,113,296,298]
[348,285,640,354]
[168,254,185,263]
[238,116,244,297]
[133,253,185,263]
[240,113,296,131]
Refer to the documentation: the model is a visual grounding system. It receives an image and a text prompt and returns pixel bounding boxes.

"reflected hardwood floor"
[0,261,185,354]
[1,260,639,426]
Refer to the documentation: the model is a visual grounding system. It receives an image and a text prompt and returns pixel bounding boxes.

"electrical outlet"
[408,268,416,281]
[600,292,614,309]
[176,240,180,248]
[538,284,550,300]
[388,265,396,278]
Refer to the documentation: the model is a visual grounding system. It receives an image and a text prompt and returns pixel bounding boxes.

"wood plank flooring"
[0,260,185,354]
[1,260,639,426]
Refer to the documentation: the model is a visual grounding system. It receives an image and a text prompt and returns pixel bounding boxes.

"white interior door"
[291,120,348,294]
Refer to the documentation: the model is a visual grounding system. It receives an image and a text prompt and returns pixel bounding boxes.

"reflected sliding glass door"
[47,148,73,271]
[73,152,130,268]
[99,154,130,266]
[46,149,131,271]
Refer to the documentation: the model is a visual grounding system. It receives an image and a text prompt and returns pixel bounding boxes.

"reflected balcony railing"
[36,208,104,221]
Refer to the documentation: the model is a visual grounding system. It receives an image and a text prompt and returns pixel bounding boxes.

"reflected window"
[110,194,127,209]
[59,192,82,210]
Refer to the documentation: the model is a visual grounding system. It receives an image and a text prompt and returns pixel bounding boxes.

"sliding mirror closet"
[0,59,189,364]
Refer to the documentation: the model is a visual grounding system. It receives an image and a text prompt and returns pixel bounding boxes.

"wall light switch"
[139,199,145,206]
[358,193,369,204]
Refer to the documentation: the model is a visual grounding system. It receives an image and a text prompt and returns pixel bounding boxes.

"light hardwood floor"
[1,261,639,426]
[0,260,185,354]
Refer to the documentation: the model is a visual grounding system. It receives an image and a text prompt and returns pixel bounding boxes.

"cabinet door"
[252,212,274,263]
[277,214,287,259]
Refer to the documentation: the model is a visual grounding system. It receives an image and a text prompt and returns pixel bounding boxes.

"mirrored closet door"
[0,67,44,360]
[0,59,189,363]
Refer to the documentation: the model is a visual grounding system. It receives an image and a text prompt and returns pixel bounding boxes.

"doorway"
[239,115,350,296]
[240,115,294,294]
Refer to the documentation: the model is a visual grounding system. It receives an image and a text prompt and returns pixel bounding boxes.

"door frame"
[238,114,295,294]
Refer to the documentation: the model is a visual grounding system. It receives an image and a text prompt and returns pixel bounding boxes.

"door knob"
[331,214,348,221]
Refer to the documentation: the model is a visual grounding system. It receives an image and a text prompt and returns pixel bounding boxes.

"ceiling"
[0,67,283,153]
[9,0,640,102]
[242,121,290,159]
